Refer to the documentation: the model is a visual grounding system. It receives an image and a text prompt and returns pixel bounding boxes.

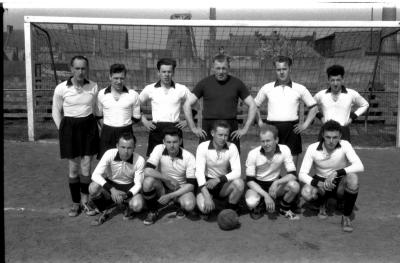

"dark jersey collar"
[326,85,348,94]
[260,144,281,156]
[162,147,183,159]
[274,80,292,88]
[104,85,129,94]
[208,141,229,150]
[114,152,134,164]
[316,140,342,151]
[66,76,90,87]
[154,80,176,88]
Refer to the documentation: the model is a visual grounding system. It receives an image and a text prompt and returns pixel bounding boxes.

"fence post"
[24,20,35,141]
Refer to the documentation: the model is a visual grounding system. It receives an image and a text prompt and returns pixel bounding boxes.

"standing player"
[195,120,245,219]
[183,54,257,152]
[314,64,369,141]
[139,58,189,156]
[255,55,318,166]
[52,55,99,217]
[142,126,197,225]
[96,64,141,159]
[245,124,300,220]
[89,133,145,225]
[299,120,364,232]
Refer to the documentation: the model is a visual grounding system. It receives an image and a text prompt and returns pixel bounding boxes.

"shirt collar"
[326,85,348,94]
[316,140,342,151]
[208,141,229,150]
[274,80,292,88]
[154,80,176,88]
[104,85,129,94]
[260,144,281,156]
[114,152,134,164]
[66,76,90,87]
[162,147,183,159]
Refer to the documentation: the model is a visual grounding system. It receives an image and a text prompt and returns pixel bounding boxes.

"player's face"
[213,60,229,81]
[71,59,88,82]
[117,138,135,161]
[158,65,174,86]
[328,75,344,94]
[110,72,126,92]
[274,62,291,82]
[163,134,181,156]
[260,131,278,154]
[323,130,341,151]
[211,127,230,148]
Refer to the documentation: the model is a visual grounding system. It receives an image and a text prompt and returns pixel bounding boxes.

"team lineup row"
[51,54,368,232]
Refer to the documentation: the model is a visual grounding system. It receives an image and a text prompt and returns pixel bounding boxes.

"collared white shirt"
[146,144,196,186]
[195,140,241,187]
[96,86,141,127]
[139,81,189,123]
[299,140,364,185]
[255,80,316,121]
[91,148,145,195]
[53,77,98,117]
[246,144,296,182]
[314,86,369,126]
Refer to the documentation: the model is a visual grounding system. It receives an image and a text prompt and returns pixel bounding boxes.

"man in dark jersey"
[183,54,257,152]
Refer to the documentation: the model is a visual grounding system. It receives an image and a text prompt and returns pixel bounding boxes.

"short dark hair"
[162,126,182,139]
[272,55,292,67]
[109,64,127,75]
[213,54,231,65]
[156,58,177,71]
[321,120,342,136]
[326,65,345,78]
[212,120,231,132]
[70,55,89,67]
[259,124,279,139]
[118,132,137,145]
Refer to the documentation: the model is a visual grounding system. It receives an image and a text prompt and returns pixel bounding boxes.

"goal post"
[23,16,400,146]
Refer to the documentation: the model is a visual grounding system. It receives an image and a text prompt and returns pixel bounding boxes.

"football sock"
[79,174,91,195]
[343,188,358,217]
[69,177,81,203]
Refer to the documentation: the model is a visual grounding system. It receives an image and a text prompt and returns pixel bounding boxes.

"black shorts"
[195,177,226,200]
[59,114,99,159]
[318,125,351,142]
[201,119,240,152]
[252,179,274,193]
[98,124,133,159]
[103,179,135,195]
[266,120,301,155]
[147,122,183,156]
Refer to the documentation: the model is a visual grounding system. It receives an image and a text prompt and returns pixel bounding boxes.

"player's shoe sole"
[68,203,81,217]
[341,216,354,232]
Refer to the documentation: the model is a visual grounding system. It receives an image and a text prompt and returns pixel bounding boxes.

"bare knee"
[196,194,206,213]
[89,182,102,196]
[180,193,196,211]
[301,185,316,201]
[345,173,359,191]
[287,180,300,194]
[231,178,245,194]
[245,189,260,209]
[129,195,144,212]
[142,177,156,192]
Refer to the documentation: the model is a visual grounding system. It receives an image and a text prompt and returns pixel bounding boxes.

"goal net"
[23,16,400,146]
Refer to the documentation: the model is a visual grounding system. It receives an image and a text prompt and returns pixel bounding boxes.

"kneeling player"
[299,120,364,232]
[142,126,197,225]
[245,124,300,220]
[195,120,245,219]
[89,133,145,225]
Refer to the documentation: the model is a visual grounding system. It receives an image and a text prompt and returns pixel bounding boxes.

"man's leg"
[220,178,245,212]
[340,173,359,232]
[68,157,81,217]
[177,192,196,218]
[245,189,264,220]
[142,177,164,225]
[88,182,116,226]
[276,180,300,220]
[80,155,96,215]
[301,183,328,219]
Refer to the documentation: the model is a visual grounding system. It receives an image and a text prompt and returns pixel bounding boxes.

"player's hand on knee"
[269,182,279,199]
[165,178,180,191]
[264,195,275,212]
[158,194,172,205]
[203,195,215,213]
[206,178,220,190]
[110,188,126,204]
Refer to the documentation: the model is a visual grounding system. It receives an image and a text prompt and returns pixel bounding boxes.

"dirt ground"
[4,133,400,263]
